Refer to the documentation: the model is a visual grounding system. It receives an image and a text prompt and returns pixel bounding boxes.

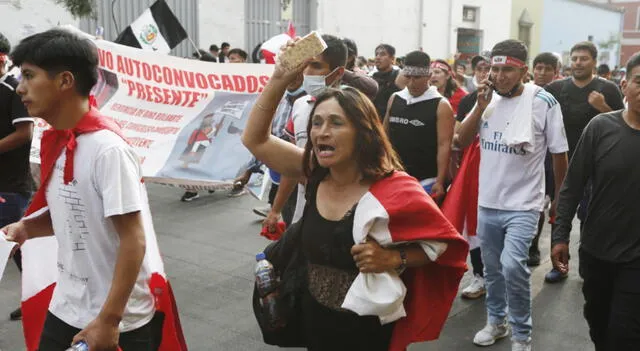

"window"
[463,6,477,22]
[518,9,533,49]
[519,24,531,49]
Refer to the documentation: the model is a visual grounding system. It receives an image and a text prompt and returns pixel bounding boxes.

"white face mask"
[302,68,339,96]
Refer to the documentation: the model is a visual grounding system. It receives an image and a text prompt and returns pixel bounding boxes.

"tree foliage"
[55,0,96,19]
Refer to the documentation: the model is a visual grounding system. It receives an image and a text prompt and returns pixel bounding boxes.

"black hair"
[375,44,396,57]
[198,52,217,62]
[221,42,230,49]
[343,38,358,57]
[404,51,431,68]
[533,52,559,69]
[228,48,248,60]
[570,41,597,60]
[0,32,10,54]
[597,63,610,75]
[321,34,348,70]
[454,59,466,70]
[491,39,528,63]
[471,55,489,70]
[625,52,640,78]
[11,29,98,97]
[209,44,219,52]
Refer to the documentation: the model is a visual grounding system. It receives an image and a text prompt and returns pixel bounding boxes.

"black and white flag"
[115,0,187,54]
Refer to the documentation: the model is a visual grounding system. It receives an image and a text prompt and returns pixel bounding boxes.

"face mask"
[286,86,305,96]
[302,68,339,96]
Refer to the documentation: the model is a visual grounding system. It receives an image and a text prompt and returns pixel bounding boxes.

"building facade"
[541,0,623,67]
[511,0,544,62]
[421,0,512,61]
[606,0,640,66]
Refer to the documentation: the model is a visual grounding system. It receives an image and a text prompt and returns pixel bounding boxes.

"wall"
[451,0,512,57]
[511,0,544,61]
[198,0,245,52]
[421,0,452,59]
[0,0,78,47]
[316,0,422,59]
[541,0,623,67]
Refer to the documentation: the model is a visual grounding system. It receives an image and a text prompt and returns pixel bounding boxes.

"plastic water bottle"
[66,341,88,351]
[255,252,285,330]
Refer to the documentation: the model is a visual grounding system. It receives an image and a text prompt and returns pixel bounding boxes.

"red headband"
[430,62,453,75]
[491,55,526,68]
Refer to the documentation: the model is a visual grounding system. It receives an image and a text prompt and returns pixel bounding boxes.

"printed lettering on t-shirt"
[480,126,526,156]
[389,116,425,127]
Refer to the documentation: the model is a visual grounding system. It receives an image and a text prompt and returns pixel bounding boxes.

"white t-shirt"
[46,130,155,332]
[291,95,315,223]
[478,90,568,211]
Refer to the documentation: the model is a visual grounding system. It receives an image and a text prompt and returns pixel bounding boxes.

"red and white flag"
[260,21,297,64]
[347,172,469,350]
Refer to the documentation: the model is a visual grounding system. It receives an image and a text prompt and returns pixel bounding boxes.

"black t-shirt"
[387,94,441,181]
[553,111,640,262]
[0,74,33,194]
[372,69,400,120]
[545,77,624,157]
[456,90,478,122]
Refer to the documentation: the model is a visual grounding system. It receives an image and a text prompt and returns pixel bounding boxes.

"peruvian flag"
[20,107,187,351]
[260,21,297,64]
[345,172,469,349]
[441,138,480,239]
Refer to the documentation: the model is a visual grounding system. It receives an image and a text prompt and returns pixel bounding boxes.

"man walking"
[457,40,568,351]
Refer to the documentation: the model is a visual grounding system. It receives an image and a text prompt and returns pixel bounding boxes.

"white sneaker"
[512,338,532,351]
[461,274,486,299]
[473,320,510,346]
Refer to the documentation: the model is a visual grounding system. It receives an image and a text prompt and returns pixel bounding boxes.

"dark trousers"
[470,247,484,277]
[580,249,640,351]
[0,192,31,271]
[38,312,152,351]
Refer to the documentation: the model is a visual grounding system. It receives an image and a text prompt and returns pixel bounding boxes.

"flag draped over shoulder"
[349,172,469,350]
[115,0,187,54]
[21,106,187,351]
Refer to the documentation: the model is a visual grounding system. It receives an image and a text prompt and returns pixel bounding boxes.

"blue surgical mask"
[302,68,339,96]
[286,86,305,96]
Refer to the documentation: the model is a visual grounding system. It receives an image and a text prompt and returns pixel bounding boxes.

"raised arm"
[242,41,310,179]
[457,80,492,147]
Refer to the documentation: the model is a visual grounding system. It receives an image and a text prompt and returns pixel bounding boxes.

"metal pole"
[188,36,201,58]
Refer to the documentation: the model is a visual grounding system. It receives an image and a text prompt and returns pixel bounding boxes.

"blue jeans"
[0,192,31,271]
[477,206,539,342]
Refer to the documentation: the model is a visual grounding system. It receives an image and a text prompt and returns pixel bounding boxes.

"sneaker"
[253,205,271,217]
[9,307,21,321]
[473,320,510,346]
[512,338,532,351]
[180,191,199,202]
[544,268,568,283]
[527,247,541,267]
[461,274,486,299]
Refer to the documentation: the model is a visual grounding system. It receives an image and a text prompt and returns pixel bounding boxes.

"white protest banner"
[30,30,287,199]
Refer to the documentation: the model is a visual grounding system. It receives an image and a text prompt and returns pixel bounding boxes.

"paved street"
[0,184,592,351]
